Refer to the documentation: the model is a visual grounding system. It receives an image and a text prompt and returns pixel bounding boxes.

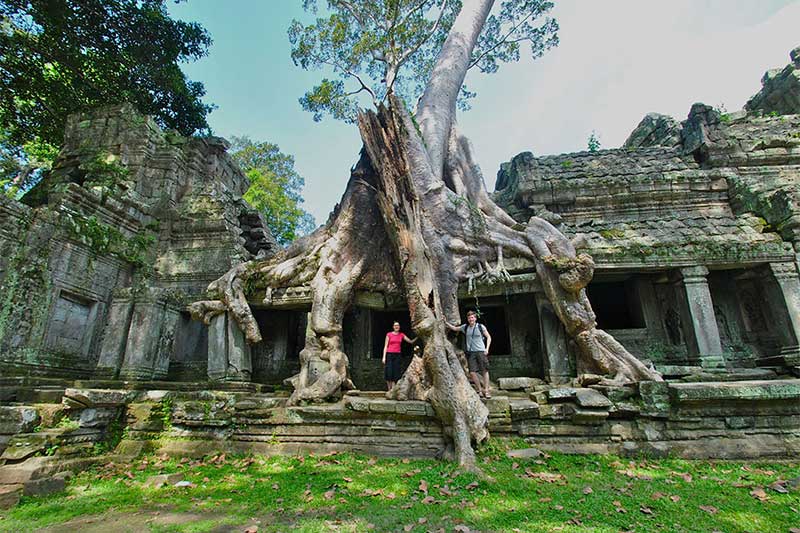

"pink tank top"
[386,332,403,353]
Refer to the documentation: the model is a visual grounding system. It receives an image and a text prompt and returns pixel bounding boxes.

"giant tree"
[191,0,662,469]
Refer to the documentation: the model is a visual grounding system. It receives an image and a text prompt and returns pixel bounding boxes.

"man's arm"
[444,321,462,333]
[482,325,492,355]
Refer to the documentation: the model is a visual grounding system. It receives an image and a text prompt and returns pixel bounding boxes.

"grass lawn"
[1,440,798,532]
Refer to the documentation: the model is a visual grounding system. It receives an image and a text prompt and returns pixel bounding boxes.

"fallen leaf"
[403,525,413,532]
[454,526,470,533]
[386,492,396,500]
[669,495,681,502]
[271,484,279,490]
[651,492,665,500]
[465,481,479,490]
[639,506,653,515]
[367,458,377,465]
[418,517,428,524]
[419,480,429,494]
[699,505,718,514]
[343,477,353,483]
[582,486,593,495]
[512,462,519,470]
[244,527,258,533]
[768,481,788,494]
[422,496,436,505]
[324,490,335,500]
[750,488,769,501]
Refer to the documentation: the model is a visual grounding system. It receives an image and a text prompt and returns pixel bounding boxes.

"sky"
[169,0,800,225]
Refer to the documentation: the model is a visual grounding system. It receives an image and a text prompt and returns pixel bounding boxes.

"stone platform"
[2,377,800,507]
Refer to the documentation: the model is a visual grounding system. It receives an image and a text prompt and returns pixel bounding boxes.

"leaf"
[386,492,396,500]
[750,488,769,501]
[419,480,429,494]
[651,491,665,500]
[324,490,335,500]
[422,496,436,504]
[244,527,258,533]
[669,495,681,502]
[403,525,413,532]
[465,481,479,490]
[343,477,353,483]
[639,506,653,515]
[582,486,593,495]
[418,517,428,524]
[699,505,718,514]
[769,481,789,494]
[454,526,471,533]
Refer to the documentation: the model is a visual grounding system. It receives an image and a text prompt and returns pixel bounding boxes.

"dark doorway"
[370,310,415,359]
[457,305,512,355]
[587,281,645,330]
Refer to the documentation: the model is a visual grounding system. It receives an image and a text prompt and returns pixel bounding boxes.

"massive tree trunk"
[191,0,661,469]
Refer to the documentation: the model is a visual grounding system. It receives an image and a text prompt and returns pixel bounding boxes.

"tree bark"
[192,0,662,468]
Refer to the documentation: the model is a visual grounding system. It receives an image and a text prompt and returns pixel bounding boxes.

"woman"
[382,321,417,391]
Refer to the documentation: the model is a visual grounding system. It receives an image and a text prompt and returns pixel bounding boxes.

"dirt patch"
[35,509,246,532]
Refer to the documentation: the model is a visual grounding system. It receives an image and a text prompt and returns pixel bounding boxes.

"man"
[446,310,492,399]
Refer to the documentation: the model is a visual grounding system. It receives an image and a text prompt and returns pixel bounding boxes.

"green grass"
[1,440,798,532]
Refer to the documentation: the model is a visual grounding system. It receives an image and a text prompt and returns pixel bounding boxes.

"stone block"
[530,391,548,404]
[546,388,578,402]
[0,433,49,461]
[509,400,540,420]
[575,389,612,408]
[0,484,23,510]
[63,388,136,408]
[538,403,574,419]
[0,457,48,484]
[0,406,40,434]
[497,377,543,390]
[571,408,609,425]
[608,402,640,419]
[639,381,671,416]
[669,380,800,403]
[143,472,184,489]
[78,407,119,428]
[485,396,510,415]
[368,400,397,414]
[23,475,66,497]
[506,447,545,459]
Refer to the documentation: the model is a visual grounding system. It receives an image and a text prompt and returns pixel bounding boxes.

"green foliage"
[289,0,558,122]
[158,397,173,431]
[0,0,213,153]
[55,417,80,431]
[1,128,59,198]
[587,130,601,152]
[560,160,573,168]
[230,136,316,245]
[714,104,730,123]
[3,448,799,532]
[63,212,156,267]
[599,228,625,240]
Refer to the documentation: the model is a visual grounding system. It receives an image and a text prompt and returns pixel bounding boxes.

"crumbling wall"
[0,104,279,380]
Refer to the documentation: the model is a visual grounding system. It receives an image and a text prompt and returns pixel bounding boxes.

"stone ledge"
[669,379,800,403]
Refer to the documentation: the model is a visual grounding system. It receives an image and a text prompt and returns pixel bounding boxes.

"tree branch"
[467,10,536,71]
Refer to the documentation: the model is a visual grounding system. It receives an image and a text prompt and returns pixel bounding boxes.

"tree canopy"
[230,136,316,246]
[289,0,558,123]
[0,0,213,149]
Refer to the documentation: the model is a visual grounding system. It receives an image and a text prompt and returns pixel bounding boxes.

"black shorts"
[466,351,489,374]
[384,352,403,382]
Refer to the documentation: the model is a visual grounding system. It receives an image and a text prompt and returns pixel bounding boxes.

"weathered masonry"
[2,49,800,389]
[1,49,800,495]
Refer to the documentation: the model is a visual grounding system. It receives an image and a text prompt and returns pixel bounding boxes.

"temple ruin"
[1,46,800,506]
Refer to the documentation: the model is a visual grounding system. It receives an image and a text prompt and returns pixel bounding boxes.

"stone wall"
[0,104,278,381]
[493,46,800,373]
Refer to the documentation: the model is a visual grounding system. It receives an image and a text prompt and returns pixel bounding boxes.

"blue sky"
[169,0,800,225]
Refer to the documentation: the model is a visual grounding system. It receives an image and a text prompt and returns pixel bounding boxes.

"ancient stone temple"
[1,47,800,505]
